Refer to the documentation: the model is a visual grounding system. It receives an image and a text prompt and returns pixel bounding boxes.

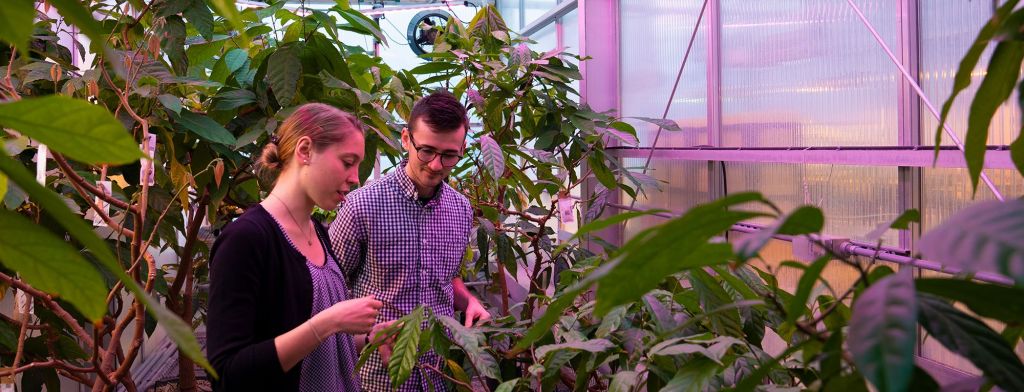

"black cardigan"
[207,204,336,391]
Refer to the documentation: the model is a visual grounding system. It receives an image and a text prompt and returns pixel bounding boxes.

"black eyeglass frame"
[407,131,464,168]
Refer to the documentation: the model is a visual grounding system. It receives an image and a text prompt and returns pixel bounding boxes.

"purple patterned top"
[272,217,361,392]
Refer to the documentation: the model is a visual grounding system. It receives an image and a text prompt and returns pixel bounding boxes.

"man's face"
[401,118,466,193]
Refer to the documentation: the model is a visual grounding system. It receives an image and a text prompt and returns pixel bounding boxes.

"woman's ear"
[295,136,313,165]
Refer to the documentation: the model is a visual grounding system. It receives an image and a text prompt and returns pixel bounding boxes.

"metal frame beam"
[608,147,1016,170]
[520,0,579,37]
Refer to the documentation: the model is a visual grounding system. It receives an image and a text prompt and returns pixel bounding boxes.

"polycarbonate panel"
[720,0,899,147]
[497,1,522,30]
[919,2,1022,146]
[527,21,557,52]
[620,158,712,240]
[620,0,708,147]
[725,162,901,246]
[922,168,1024,232]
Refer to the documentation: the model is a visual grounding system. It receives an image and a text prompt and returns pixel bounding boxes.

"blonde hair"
[257,103,365,182]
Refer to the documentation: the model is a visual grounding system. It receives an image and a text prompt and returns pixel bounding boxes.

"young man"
[329,91,490,391]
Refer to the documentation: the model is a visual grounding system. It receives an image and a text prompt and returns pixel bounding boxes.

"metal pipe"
[585,198,1015,286]
[845,0,1004,201]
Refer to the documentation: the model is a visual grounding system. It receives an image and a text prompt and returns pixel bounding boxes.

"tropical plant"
[0,0,414,390]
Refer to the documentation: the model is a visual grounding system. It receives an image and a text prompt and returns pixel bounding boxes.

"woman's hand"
[313,295,382,335]
[368,320,397,362]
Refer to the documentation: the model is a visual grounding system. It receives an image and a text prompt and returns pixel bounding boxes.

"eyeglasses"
[408,132,462,168]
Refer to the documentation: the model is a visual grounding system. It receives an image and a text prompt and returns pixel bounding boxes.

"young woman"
[207,103,381,391]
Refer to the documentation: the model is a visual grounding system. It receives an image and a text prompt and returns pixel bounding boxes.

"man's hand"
[463,297,491,327]
[368,320,396,362]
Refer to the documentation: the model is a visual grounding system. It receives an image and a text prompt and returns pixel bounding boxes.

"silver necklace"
[270,193,313,246]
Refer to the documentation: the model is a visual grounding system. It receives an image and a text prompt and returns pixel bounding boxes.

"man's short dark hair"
[409,91,469,135]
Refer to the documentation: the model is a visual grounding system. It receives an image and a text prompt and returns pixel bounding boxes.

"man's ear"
[400,127,410,152]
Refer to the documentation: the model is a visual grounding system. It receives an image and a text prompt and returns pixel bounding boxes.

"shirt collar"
[395,158,444,204]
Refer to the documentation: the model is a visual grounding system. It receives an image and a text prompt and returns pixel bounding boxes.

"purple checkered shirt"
[329,159,473,392]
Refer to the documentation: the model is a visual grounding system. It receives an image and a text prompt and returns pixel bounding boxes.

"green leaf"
[535,339,614,361]
[848,269,917,392]
[0,155,215,376]
[1012,108,1024,178]
[919,200,1024,285]
[222,48,249,75]
[608,371,639,392]
[934,0,1020,153]
[495,233,516,274]
[963,41,1024,193]
[158,94,183,115]
[783,256,830,328]
[172,110,237,145]
[915,278,1024,323]
[918,293,1024,391]
[690,268,744,337]
[410,62,462,75]
[479,135,505,179]
[209,0,250,43]
[268,45,302,106]
[338,8,388,46]
[594,193,771,315]
[48,0,104,45]
[630,116,682,133]
[436,316,500,380]
[183,0,215,39]
[865,209,920,242]
[660,358,721,392]
[587,153,617,191]
[0,0,35,50]
[0,96,144,165]
[0,210,107,321]
[514,280,591,351]
[734,205,822,260]
[213,89,257,111]
[389,306,424,389]
[554,209,668,256]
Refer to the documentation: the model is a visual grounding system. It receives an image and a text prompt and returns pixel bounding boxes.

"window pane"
[620,0,708,147]
[922,168,1024,232]
[725,162,901,245]
[919,2,1021,146]
[720,0,899,147]
[620,158,712,239]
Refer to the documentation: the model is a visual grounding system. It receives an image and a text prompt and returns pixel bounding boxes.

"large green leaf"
[630,116,683,133]
[48,0,104,45]
[0,155,215,376]
[172,110,237,145]
[209,0,249,43]
[337,8,388,46]
[934,0,1020,150]
[0,96,144,165]
[535,339,614,361]
[212,89,257,111]
[660,358,721,392]
[268,45,302,106]
[690,268,744,338]
[436,316,499,380]
[734,205,822,261]
[963,40,1024,193]
[479,135,504,179]
[0,0,34,49]
[594,192,771,316]
[388,306,424,389]
[783,256,830,328]
[918,294,1024,391]
[0,210,107,321]
[919,200,1024,285]
[553,209,669,256]
[915,278,1024,323]
[848,269,917,392]
[183,0,215,39]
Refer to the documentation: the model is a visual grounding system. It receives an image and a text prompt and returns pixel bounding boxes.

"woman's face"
[301,132,365,210]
